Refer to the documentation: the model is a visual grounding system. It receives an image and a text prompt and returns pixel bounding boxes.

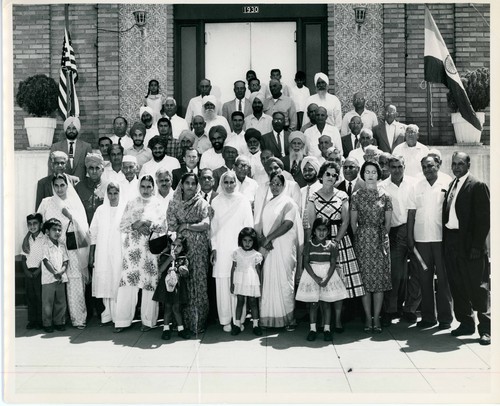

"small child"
[40,218,69,333]
[230,227,264,336]
[143,79,165,124]
[153,236,191,340]
[296,218,348,342]
[290,71,311,130]
[21,213,45,330]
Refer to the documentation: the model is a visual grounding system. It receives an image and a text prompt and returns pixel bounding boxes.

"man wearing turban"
[244,92,273,135]
[139,105,157,147]
[303,73,343,131]
[49,117,93,181]
[202,95,231,136]
[184,78,221,125]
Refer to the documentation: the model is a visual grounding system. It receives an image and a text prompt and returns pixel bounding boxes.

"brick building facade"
[11,3,490,150]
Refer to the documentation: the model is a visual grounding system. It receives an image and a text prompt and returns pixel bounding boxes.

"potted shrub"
[16,74,59,149]
[447,68,489,144]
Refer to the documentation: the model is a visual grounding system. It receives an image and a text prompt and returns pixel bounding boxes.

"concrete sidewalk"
[6,307,496,403]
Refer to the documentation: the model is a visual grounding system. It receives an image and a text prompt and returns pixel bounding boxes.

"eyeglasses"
[324,172,338,177]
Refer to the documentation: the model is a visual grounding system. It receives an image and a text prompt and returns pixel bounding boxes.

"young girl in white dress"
[230,227,264,336]
[296,217,348,342]
[143,79,165,124]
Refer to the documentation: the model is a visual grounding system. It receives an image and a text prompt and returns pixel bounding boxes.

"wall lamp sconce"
[354,5,367,32]
[97,10,147,33]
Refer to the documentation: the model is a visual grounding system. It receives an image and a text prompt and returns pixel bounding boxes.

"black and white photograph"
[3,1,497,403]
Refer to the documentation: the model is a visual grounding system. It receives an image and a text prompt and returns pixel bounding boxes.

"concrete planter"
[451,112,485,145]
[24,117,57,149]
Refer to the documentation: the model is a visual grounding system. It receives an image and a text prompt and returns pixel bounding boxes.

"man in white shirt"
[407,154,453,330]
[203,95,231,136]
[348,128,375,164]
[161,97,189,139]
[139,136,180,179]
[233,155,258,207]
[222,80,252,128]
[304,106,342,158]
[264,68,291,98]
[109,116,133,149]
[226,111,247,154]
[139,106,158,147]
[299,156,322,221]
[124,122,152,171]
[155,168,174,223]
[119,155,139,203]
[373,104,407,153]
[244,92,273,135]
[303,72,342,130]
[380,156,417,326]
[264,79,297,131]
[243,128,266,186]
[185,79,221,125]
[191,115,212,155]
[392,124,429,178]
[102,144,126,184]
[340,92,379,136]
[199,125,226,171]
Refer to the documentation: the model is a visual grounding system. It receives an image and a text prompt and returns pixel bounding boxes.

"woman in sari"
[38,174,90,329]
[259,173,303,329]
[167,172,211,334]
[89,182,127,325]
[114,175,166,332]
[210,171,254,332]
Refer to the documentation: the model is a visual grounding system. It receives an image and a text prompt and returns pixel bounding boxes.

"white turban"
[223,138,239,151]
[249,92,265,106]
[50,150,69,161]
[202,95,217,106]
[139,106,154,118]
[314,72,329,86]
[289,131,305,145]
[85,153,104,168]
[122,155,137,164]
[63,117,81,132]
[301,156,321,174]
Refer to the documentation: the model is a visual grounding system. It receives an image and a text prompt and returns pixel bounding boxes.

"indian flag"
[424,7,481,131]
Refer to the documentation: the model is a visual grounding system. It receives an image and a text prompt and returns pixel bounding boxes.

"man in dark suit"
[372,104,406,153]
[36,151,79,210]
[261,111,289,160]
[49,117,92,181]
[341,116,363,158]
[443,151,490,345]
[171,147,200,190]
[336,157,365,198]
[222,80,252,129]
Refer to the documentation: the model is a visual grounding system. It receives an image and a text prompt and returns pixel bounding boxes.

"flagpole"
[426,81,431,145]
[64,4,72,117]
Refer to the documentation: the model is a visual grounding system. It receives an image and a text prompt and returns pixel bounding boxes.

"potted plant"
[447,68,489,145]
[16,74,59,149]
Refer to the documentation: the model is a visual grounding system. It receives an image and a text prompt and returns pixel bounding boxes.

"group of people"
[20,69,491,346]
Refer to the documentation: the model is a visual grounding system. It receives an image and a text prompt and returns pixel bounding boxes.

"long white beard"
[289,150,304,162]
[203,110,217,121]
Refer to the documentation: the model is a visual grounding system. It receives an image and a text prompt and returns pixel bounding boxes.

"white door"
[205,22,297,104]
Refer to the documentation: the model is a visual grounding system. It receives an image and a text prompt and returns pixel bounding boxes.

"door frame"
[174,4,328,116]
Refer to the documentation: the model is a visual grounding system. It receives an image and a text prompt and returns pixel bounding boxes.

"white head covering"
[63,117,81,132]
[122,155,138,164]
[50,151,69,161]
[202,95,217,106]
[249,92,265,106]
[85,153,104,168]
[314,72,329,86]
[223,138,239,151]
[139,106,154,118]
[300,156,321,174]
[289,131,305,145]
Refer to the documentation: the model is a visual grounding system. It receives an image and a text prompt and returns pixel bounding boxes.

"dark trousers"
[403,251,422,313]
[42,282,67,327]
[444,230,490,334]
[415,242,453,324]
[384,224,408,314]
[26,269,42,324]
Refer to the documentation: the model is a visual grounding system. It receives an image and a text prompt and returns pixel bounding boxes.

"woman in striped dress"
[305,161,365,332]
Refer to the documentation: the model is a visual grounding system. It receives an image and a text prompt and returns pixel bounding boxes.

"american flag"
[58,28,80,119]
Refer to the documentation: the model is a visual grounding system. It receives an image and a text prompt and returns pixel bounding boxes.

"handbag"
[148,232,172,255]
[66,221,78,250]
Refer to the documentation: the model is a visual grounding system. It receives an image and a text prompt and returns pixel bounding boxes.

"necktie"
[118,137,122,147]
[291,160,298,175]
[354,137,359,148]
[444,178,459,223]
[347,181,352,197]
[238,99,242,112]
[204,192,209,201]
[69,142,74,168]
[302,185,311,228]
[276,132,282,156]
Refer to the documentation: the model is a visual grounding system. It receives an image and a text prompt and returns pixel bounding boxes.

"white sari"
[260,192,303,327]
